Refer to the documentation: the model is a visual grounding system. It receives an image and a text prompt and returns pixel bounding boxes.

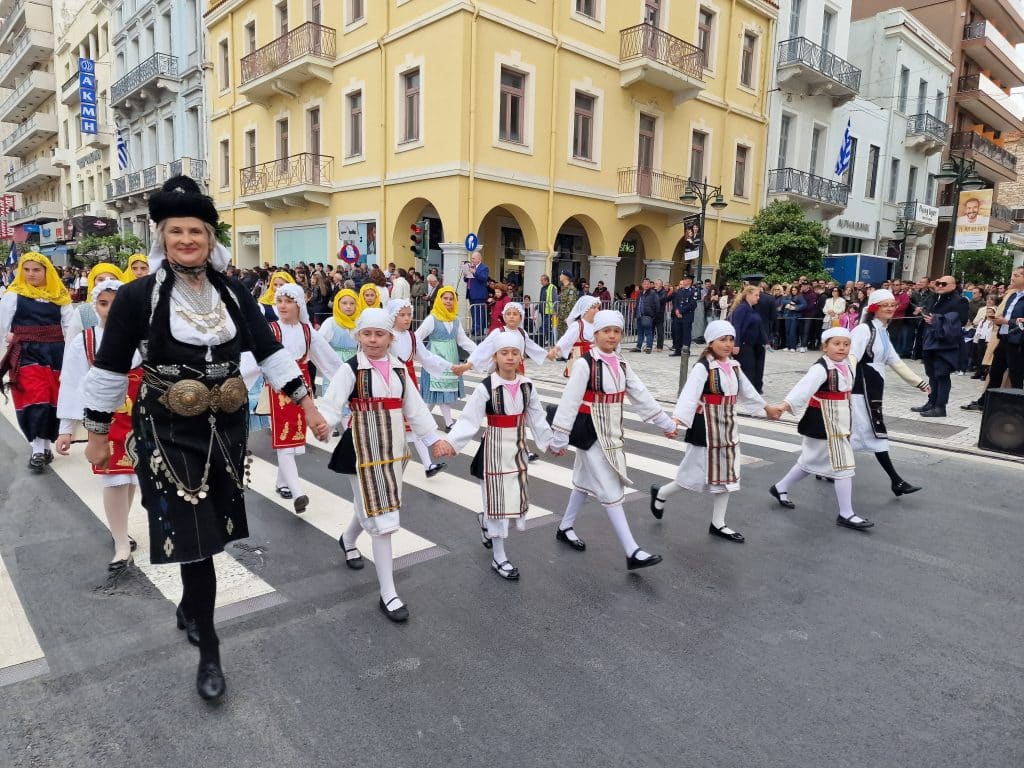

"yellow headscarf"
[86,262,124,296]
[121,253,148,282]
[431,286,459,323]
[8,252,71,306]
[356,283,383,314]
[333,288,359,330]
[258,271,296,305]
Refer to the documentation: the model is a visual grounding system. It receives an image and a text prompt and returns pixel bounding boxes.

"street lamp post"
[678,177,727,390]
[893,201,924,279]
[935,153,986,275]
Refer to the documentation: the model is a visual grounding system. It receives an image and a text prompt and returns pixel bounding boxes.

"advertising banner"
[682,213,701,261]
[953,189,991,251]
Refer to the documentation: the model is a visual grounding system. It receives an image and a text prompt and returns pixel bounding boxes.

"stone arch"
[614,224,666,293]
[476,204,542,287]
[391,196,447,271]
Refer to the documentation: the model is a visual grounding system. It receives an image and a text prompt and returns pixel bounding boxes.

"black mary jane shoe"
[425,462,446,478]
[527,452,539,463]
[708,523,745,543]
[555,527,586,551]
[42,449,54,464]
[338,536,365,570]
[650,484,665,520]
[477,514,493,549]
[892,480,921,497]
[491,559,520,581]
[379,596,409,623]
[769,485,795,509]
[275,486,293,500]
[293,495,309,514]
[28,453,46,474]
[196,661,226,701]
[836,515,874,531]
[107,557,133,574]
[626,548,662,571]
[176,604,201,647]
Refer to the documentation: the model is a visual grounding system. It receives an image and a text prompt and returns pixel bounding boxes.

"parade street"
[1,365,1020,768]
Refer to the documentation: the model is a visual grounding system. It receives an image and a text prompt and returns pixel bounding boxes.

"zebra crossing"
[0,373,807,687]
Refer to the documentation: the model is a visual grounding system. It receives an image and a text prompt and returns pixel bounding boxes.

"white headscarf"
[592,309,625,333]
[566,295,601,324]
[356,307,396,336]
[91,278,124,308]
[386,298,413,319]
[821,327,852,342]
[866,289,895,310]
[490,330,526,353]
[274,283,309,323]
[703,320,736,343]
[502,301,525,319]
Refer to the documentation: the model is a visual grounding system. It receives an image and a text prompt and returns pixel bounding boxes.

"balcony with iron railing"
[61,69,82,105]
[5,157,60,192]
[239,23,336,105]
[963,20,1024,88]
[956,72,1024,133]
[615,166,694,224]
[105,163,170,205]
[972,0,1024,41]
[0,69,55,123]
[905,113,950,155]
[169,156,208,180]
[1,111,57,158]
[767,167,849,213]
[990,201,1015,232]
[0,0,54,54]
[776,37,861,105]
[618,23,705,102]
[0,28,55,89]
[949,130,1018,183]
[110,53,180,109]
[238,152,333,210]
[8,199,61,224]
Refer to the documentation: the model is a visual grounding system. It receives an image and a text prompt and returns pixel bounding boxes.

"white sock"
[559,489,587,540]
[775,465,809,497]
[31,438,47,453]
[440,405,453,425]
[654,480,682,511]
[711,493,732,533]
[491,535,508,564]
[276,450,303,497]
[343,477,364,548]
[371,534,401,607]
[605,503,646,558]
[412,437,433,468]
[834,477,864,522]
[103,484,133,561]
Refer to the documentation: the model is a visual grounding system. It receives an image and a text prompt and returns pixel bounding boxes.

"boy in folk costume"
[56,281,142,573]
[549,295,601,377]
[650,321,782,543]
[415,286,477,430]
[0,252,75,473]
[549,310,678,569]
[320,309,451,622]
[387,298,472,477]
[447,331,562,580]
[243,284,340,512]
[768,327,874,531]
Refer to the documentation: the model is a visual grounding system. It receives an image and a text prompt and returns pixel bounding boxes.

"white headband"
[821,327,852,342]
[567,295,602,324]
[502,301,525,318]
[274,283,309,323]
[386,298,413,318]
[91,278,124,308]
[592,309,625,333]
[490,330,526,353]
[704,320,736,343]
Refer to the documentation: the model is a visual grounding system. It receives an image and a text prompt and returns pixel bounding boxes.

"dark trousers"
[923,352,953,408]
[784,317,800,349]
[636,316,654,350]
[541,313,554,346]
[671,316,693,351]
[979,340,1024,404]
[736,344,766,393]
[654,317,665,349]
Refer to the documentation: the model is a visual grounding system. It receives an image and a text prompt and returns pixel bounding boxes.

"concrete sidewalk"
[527,344,1022,463]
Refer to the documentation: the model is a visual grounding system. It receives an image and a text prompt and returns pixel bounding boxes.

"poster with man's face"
[954,189,992,250]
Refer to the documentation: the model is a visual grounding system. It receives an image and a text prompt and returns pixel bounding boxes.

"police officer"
[670,274,699,356]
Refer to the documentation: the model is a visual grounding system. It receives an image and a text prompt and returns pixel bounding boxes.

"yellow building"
[205,0,777,294]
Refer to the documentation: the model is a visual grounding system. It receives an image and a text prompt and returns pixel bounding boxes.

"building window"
[865,144,880,199]
[347,90,363,157]
[917,79,928,114]
[277,118,289,160]
[934,90,946,120]
[347,0,364,24]
[842,137,858,188]
[733,145,748,197]
[219,139,229,187]
[218,40,229,89]
[809,126,822,175]
[498,67,525,144]
[276,1,288,34]
[244,130,256,168]
[907,165,918,201]
[401,68,420,144]
[244,22,256,53]
[572,91,594,160]
[740,32,756,88]
[788,0,801,38]
[697,9,713,67]
[690,130,707,180]
[777,115,791,168]
[898,67,909,113]
[821,9,835,51]
[575,0,596,19]
[887,158,900,203]
[926,173,936,205]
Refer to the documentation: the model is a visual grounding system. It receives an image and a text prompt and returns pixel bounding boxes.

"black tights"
[874,451,903,485]
[181,557,219,665]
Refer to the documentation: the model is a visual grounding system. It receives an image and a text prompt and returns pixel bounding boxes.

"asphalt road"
[0,376,1021,768]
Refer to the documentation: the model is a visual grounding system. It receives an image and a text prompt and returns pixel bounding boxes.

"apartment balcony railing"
[0,69,55,123]
[950,130,1018,183]
[767,167,849,211]
[169,156,208,181]
[239,23,336,104]
[61,69,82,105]
[963,20,1024,88]
[5,158,59,192]
[0,29,55,89]
[1,111,57,157]
[105,163,169,205]
[618,23,705,101]
[905,113,950,155]
[776,37,861,105]
[8,199,62,224]
[991,202,1015,230]
[956,73,1024,133]
[110,53,180,108]
[970,0,1024,41]
[238,152,333,210]
[0,0,54,54]
[615,166,694,224]
[67,203,91,218]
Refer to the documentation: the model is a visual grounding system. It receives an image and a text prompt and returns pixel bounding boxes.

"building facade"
[205,0,778,295]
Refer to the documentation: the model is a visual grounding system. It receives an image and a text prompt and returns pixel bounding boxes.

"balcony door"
[637,114,656,197]
[311,0,323,55]
[642,0,661,57]
[644,0,660,25]
[308,108,321,184]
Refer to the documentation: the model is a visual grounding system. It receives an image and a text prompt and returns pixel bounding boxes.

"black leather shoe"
[491,559,520,581]
[425,462,446,477]
[196,661,226,701]
[626,548,662,570]
[836,515,874,531]
[107,557,133,574]
[275,485,292,499]
[649,484,665,520]
[669,351,682,357]
[769,484,795,509]
[892,480,921,497]
[708,523,744,543]
[293,495,309,514]
[555,527,586,551]
[920,407,946,417]
[527,452,539,462]
[28,453,45,474]
[909,404,932,413]
[42,449,54,464]
[379,596,409,622]
[176,604,201,647]
[338,535,365,570]
[961,401,984,412]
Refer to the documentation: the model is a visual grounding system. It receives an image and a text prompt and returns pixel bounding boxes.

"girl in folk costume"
[0,252,75,473]
[80,175,329,701]
[549,310,678,569]
[122,253,150,281]
[548,295,601,377]
[320,309,450,622]
[56,280,143,573]
[357,282,386,313]
[469,301,549,374]
[387,298,471,477]
[246,284,340,513]
[768,327,873,531]
[257,270,296,321]
[66,262,123,340]
[318,288,359,366]
[415,286,477,430]
[849,289,929,496]
[447,331,561,580]
[650,321,782,543]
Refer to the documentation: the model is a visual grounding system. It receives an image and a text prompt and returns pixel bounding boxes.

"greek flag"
[6,240,18,268]
[116,127,129,171]
[834,118,853,176]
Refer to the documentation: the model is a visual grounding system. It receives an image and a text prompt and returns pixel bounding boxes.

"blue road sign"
[465,233,479,252]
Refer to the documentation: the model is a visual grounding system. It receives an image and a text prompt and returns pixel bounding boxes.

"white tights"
[103,484,135,561]
[275,448,304,497]
[409,436,434,468]
[653,481,735,533]
[30,437,49,453]
[559,489,653,560]
[775,466,862,522]
[439,404,453,426]
[345,476,402,608]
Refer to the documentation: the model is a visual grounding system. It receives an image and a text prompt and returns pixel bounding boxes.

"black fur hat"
[148,175,219,226]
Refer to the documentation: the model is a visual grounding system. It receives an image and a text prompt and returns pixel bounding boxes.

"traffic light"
[410,223,422,259]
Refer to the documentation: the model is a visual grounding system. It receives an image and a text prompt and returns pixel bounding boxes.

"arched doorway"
[391,197,446,273]
[477,204,540,293]
[552,215,602,280]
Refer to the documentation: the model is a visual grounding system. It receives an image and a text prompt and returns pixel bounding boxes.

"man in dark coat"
[670,275,699,356]
[914,275,969,417]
